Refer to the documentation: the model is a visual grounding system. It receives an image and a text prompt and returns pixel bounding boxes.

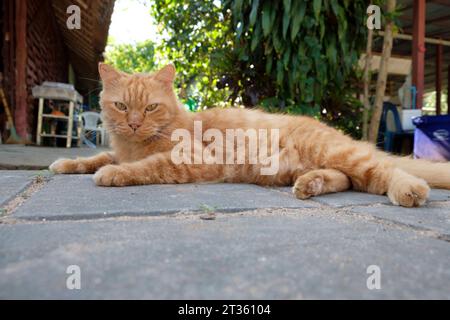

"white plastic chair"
[80,112,107,147]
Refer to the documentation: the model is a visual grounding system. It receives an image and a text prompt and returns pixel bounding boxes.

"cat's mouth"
[105,120,170,144]
[118,128,166,144]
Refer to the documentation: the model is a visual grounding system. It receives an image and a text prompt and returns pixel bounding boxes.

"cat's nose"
[128,123,142,131]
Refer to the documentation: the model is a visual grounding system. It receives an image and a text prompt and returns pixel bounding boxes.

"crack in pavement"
[0,173,51,218]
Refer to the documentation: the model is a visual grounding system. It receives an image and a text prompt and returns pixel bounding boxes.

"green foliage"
[321,77,364,139]
[151,1,233,107]
[223,0,369,121]
[105,39,157,73]
[108,0,372,137]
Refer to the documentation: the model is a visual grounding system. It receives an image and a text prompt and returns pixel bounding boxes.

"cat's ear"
[155,64,176,84]
[99,63,122,86]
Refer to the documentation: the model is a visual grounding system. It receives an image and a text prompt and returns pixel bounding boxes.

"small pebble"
[200,213,216,221]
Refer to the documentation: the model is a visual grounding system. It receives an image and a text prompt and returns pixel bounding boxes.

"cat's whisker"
[152,131,172,140]
[78,77,103,84]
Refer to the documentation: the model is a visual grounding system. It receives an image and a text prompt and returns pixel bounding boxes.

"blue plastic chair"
[377,102,414,153]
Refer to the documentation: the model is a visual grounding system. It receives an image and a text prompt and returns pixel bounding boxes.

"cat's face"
[98,63,179,142]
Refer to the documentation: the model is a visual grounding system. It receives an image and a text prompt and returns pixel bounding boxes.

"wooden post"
[36,98,44,146]
[362,28,373,141]
[435,43,443,115]
[368,0,396,143]
[76,109,82,147]
[412,0,426,109]
[448,65,450,115]
[15,0,28,139]
[66,101,74,148]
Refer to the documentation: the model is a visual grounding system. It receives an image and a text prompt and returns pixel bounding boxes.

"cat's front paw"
[94,165,133,187]
[49,159,87,174]
[387,176,429,207]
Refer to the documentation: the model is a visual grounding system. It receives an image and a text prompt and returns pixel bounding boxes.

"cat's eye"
[114,102,128,112]
[145,103,159,113]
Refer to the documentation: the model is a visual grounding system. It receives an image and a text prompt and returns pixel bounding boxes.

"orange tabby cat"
[50,63,450,207]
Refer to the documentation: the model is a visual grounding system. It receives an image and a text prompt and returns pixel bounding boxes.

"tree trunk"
[362,28,373,141]
[368,0,396,143]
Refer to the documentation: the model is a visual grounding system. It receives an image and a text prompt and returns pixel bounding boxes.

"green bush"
[105,39,157,73]
[116,1,373,137]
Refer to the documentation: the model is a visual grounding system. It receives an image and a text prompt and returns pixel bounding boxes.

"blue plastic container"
[413,115,450,161]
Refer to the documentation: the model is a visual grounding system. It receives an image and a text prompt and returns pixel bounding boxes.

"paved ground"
[0,170,450,299]
[0,145,108,170]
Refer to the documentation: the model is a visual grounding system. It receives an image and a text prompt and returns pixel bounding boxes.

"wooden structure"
[373,0,450,113]
[0,0,115,141]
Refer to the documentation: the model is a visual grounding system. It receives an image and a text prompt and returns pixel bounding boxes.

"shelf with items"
[32,82,83,148]
[41,114,70,120]
[40,133,80,139]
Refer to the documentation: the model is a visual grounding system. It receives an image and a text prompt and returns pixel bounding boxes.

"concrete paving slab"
[12,175,316,221]
[1,212,449,299]
[350,203,450,237]
[0,171,38,207]
[276,187,390,207]
[428,189,450,202]
[0,145,109,170]
[276,187,450,207]
[310,191,389,207]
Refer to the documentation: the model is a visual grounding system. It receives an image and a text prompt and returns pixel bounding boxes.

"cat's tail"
[391,155,450,189]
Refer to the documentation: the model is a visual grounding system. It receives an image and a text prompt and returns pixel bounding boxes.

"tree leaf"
[313,0,322,21]
[262,2,274,37]
[283,0,291,12]
[276,60,284,86]
[249,0,260,27]
[282,45,291,69]
[233,0,244,24]
[273,29,283,53]
[326,36,337,66]
[233,0,244,15]
[319,16,325,40]
[251,21,261,51]
[290,1,306,42]
[330,0,339,17]
[282,7,290,39]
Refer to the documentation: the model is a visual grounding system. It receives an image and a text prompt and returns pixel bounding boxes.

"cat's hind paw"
[293,174,324,200]
[387,175,429,207]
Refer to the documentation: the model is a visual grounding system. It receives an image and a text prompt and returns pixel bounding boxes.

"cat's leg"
[293,169,351,199]
[93,152,224,187]
[325,142,429,207]
[50,152,115,174]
